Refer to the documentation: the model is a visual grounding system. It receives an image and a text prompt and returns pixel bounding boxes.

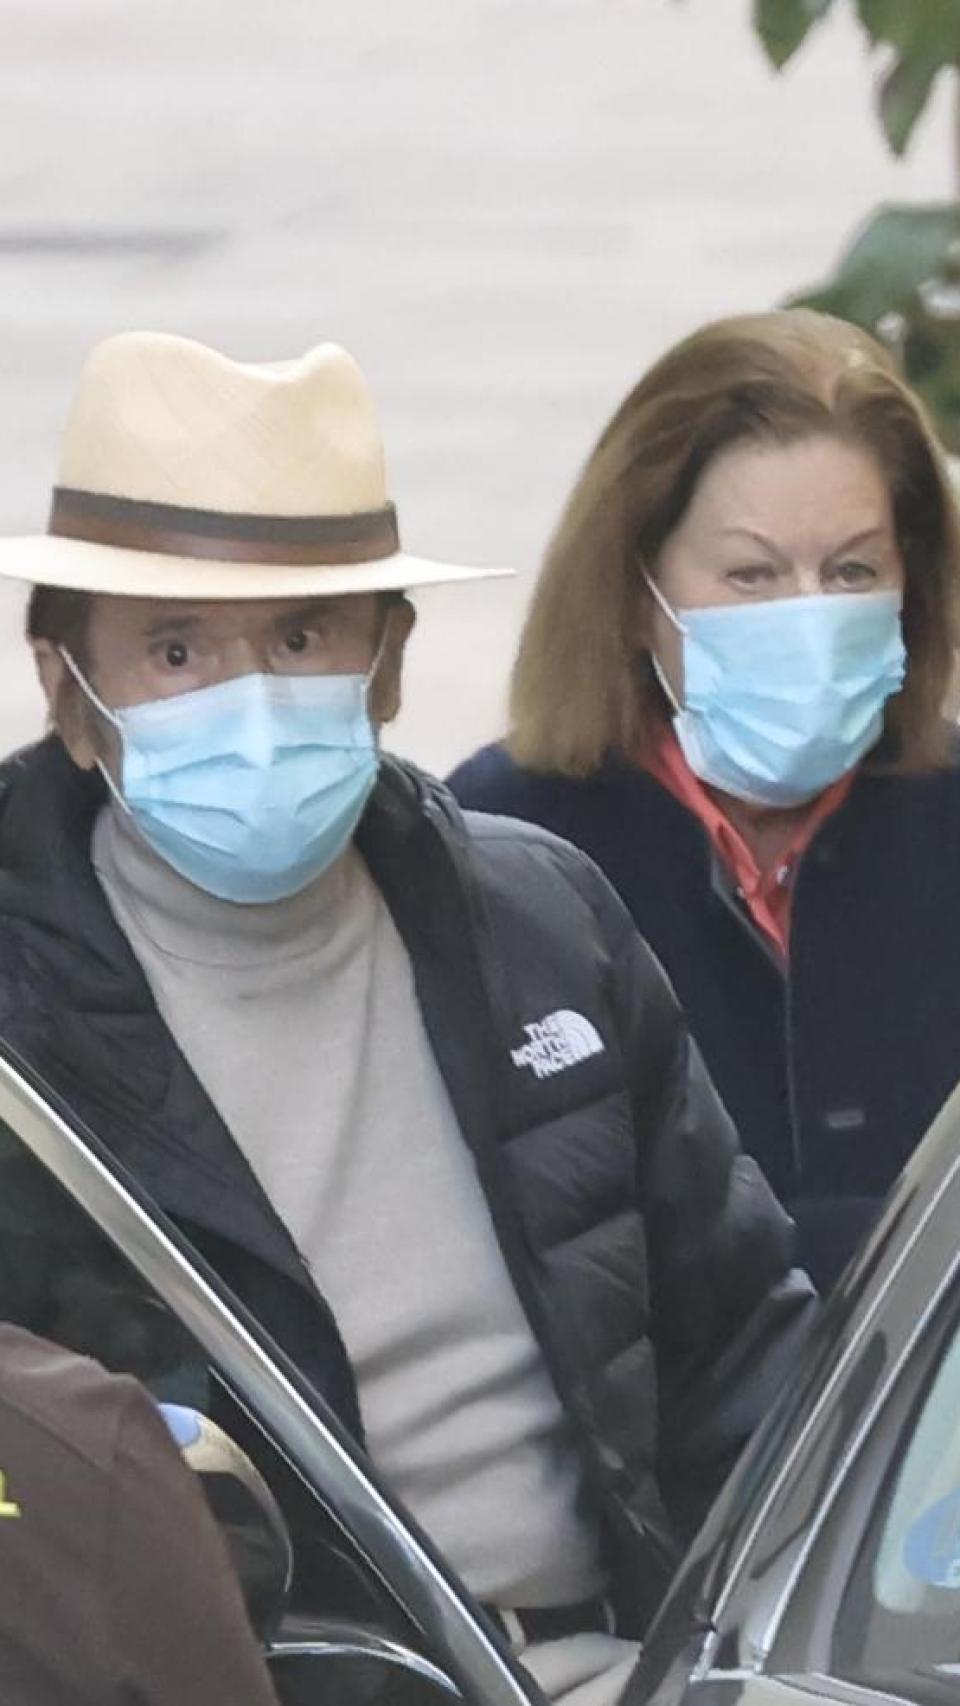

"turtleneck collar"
[92,800,359,970]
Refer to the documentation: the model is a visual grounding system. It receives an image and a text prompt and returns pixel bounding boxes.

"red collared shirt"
[645,729,854,961]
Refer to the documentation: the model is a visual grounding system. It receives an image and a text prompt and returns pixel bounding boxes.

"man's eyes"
[278,625,327,657]
[150,639,192,669]
[146,623,334,672]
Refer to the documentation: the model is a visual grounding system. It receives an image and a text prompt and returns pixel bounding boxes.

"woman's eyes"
[828,559,878,589]
[725,564,779,591]
[724,561,879,593]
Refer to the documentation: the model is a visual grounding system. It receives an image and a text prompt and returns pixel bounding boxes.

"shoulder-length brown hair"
[509,308,960,776]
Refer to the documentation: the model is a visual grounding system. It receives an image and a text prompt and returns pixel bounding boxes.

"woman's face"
[650,433,905,704]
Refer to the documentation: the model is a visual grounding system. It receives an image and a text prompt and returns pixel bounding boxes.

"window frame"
[769,1280,960,1700]
[673,1086,960,1706]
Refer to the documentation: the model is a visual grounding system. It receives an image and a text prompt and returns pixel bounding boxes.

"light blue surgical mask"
[61,653,381,903]
[645,578,907,807]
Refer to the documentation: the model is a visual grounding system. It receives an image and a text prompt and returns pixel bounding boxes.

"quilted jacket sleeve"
[564,848,820,1540]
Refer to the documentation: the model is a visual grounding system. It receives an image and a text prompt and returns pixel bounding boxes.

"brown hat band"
[48,487,401,565]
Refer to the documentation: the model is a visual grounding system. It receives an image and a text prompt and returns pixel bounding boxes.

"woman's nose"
[793,566,825,597]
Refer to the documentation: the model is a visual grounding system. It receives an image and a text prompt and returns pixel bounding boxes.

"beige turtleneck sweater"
[92,803,639,1705]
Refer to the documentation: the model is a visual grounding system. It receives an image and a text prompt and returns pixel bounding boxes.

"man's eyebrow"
[269,600,341,629]
[140,614,204,639]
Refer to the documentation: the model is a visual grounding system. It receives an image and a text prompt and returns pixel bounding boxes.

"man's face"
[33,590,414,774]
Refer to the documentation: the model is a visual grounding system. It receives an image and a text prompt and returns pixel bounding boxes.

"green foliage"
[739,2,960,445]
[753,0,834,69]
[855,1,927,52]
[875,5,960,155]
[789,205,960,450]
[789,204,960,323]
[754,0,960,155]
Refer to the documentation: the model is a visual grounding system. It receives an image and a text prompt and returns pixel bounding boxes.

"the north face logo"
[511,1010,605,1080]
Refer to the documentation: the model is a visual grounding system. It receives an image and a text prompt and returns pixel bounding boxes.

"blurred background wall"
[0,0,951,772]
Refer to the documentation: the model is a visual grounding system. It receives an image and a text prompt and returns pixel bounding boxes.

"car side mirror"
[160,1403,293,1643]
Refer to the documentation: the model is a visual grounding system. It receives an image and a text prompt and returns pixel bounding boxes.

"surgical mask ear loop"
[58,647,131,815]
[58,646,121,725]
[362,604,398,722]
[640,568,685,715]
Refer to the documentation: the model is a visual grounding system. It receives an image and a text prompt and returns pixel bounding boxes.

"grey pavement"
[0,0,952,773]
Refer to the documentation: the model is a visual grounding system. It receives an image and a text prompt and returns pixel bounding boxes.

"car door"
[0,1038,544,1706]
[632,1080,960,1706]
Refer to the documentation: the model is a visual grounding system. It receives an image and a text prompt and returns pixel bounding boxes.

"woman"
[449,308,960,1291]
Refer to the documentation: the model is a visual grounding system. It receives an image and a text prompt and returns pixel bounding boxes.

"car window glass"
[0,1110,410,1639]
[830,1312,960,1700]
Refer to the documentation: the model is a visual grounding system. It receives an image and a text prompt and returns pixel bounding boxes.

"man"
[0,331,816,1706]
[0,1323,280,1704]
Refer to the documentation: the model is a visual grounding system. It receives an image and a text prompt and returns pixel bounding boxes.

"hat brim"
[0,536,513,599]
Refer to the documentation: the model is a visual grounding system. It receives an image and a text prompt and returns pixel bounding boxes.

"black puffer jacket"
[0,737,816,1630]
[448,739,960,1291]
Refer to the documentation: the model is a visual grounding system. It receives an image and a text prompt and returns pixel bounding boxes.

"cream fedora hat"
[0,332,509,598]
